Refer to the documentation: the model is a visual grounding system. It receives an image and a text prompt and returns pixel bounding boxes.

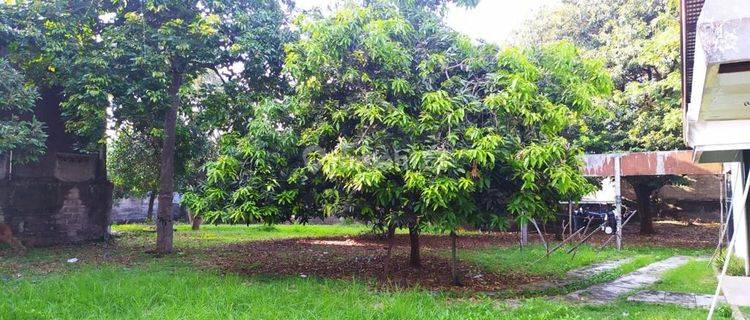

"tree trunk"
[408,223,421,268]
[384,224,396,275]
[146,191,156,223]
[191,214,202,231]
[155,69,182,254]
[634,185,655,235]
[450,230,462,286]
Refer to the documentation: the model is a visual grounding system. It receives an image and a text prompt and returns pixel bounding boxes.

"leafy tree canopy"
[0,9,46,163]
[515,0,683,153]
[0,59,46,163]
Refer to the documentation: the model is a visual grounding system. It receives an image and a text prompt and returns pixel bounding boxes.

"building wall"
[0,178,112,247]
[111,194,186,223]
[621,174,722,202]
[727,162,749,264]
[0,87,111,247]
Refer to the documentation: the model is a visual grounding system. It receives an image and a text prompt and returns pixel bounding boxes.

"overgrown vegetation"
[0,261,722,320]
[181,1,611,283]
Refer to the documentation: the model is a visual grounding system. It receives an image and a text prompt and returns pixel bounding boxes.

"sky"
[293,0,561,45]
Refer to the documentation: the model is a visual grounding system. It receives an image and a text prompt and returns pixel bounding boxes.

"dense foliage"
[182,100,325,225]
[516,0,682,153]
[4,0,642,266]
[515,0,684,234]
[0,59,46,164]
[185,0,612,276]
[0,6,46,163]
[2,0,294,253]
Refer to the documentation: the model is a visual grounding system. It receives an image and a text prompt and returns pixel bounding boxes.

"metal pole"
[615,156,623,250]
[530,218,548,252]
[520,221,528,247]
[708,167,750,319]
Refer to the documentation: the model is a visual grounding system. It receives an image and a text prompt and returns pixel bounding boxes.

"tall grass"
[0,262,719,320]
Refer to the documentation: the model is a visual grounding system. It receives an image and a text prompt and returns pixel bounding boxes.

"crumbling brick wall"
[0,87,112,247]
[0,178,112,247]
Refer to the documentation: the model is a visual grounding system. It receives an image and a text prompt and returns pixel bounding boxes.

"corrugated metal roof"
[582,150,723,177]
[681,0,705,108]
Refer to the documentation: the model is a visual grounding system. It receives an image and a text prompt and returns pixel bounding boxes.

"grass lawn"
[0,260,726,320]
[112,223,373,247]
[0,223,729,319]
[460,245,707,278]
[649,258,717,295]
[459,245,709,297]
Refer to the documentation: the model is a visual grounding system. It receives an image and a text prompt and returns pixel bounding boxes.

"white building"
[681,0,750,268]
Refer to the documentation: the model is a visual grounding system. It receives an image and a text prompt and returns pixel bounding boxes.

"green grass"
[1,224,726,319]
[650,258,717,295]
[714,253,747,276]
[459,245,711,298]
[460,245,708,278]
[112,223,373,248]
[0,261,726,320]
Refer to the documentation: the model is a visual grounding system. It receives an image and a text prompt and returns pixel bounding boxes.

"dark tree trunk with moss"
[408,223,421,268]
[384,224,396,274]
[450,230,462,286]
[633,184,656,235]
[155,69,182,254]
[146,191,156,222]
[624,175,680,235]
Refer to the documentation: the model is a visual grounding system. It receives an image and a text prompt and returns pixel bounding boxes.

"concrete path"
[522,258,633,292]
[627,290,725,309]
[566,256,691,304]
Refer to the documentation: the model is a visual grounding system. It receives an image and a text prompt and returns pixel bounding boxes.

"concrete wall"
[0,87,111,247]
[0,178,112,247]
[111,194,186,223]
[623,173,721,200]
[727,162,749,264]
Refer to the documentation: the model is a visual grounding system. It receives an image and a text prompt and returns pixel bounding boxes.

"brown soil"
[188,232,536,292]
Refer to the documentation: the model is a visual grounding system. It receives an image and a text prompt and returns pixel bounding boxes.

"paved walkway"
[521,258,634,292]
[566,256,691,304]
[627,290,725,309]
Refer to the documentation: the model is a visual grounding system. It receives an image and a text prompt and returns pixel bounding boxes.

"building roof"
[680,0,704,109]
[582,150,723,177]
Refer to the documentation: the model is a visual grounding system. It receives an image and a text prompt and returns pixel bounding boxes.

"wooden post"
[520,221,528,247]
[614,155,623,250]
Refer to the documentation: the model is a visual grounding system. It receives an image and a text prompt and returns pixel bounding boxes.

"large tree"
[285,0,484,268]
[83,0,293,253]
[286,0,610,273]
[516,0,684,234]
[109,123,211,222]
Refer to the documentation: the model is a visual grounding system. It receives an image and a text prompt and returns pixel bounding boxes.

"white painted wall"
[727,162,749,263]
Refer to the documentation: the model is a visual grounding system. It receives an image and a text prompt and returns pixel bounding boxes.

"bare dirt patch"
[190,233,536,292]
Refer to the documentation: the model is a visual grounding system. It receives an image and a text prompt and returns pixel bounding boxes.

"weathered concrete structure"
[0,88,112,247]
[112,194,185,223]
